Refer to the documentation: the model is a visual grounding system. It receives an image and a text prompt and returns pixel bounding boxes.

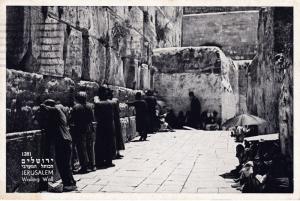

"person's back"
[71,103,94,130]
[127,92,149,141]
[165,110,177,129]
[41,103,72,142]
[94,99,116,167]
[39,100,76,191]
[189,92,201,128]
[144,95,157,113]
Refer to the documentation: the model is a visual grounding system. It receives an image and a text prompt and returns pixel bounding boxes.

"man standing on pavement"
[107,88,125,159]
[127,92,149,141]
[188,91,201,129]
[69,91,95,173]
[94,86,117,168]
[39,99,77,192]
[144,90,158,133]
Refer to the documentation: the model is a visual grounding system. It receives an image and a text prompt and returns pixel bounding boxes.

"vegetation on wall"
[112,21,129,50]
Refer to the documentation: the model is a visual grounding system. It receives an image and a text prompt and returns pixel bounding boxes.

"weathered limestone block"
[152,47,222,74]
[76,80,99,102]
[82,36,106,83]
[60,7,79,28]
[182,11,258,60]
[77,6,91,30]
[123,57,138,89]
[64,28,83,80]
[140,64,151,89]
[38,17,66,77]
[7,69,75,108]
[142,7,156,45]
[119,116,136,142]
[6,69,44,107]
[106,48,125,87]
[126,6,144,34]
[107,85,140,102]
[120,117,129,142]
[155,7,183,48]
[88,7,108,39]
[128,116,137,140]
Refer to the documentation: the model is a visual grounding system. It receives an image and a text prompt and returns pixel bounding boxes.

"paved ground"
[74,129,241,193]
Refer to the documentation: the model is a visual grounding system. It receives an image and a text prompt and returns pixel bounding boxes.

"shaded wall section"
[152,47,238,122]
[182,11,259,60]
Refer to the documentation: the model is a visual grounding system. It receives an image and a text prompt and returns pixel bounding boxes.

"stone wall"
[182,11,259,60]
[6,6,183,90]
[6,69,139,133]
[153,47,238,122]
[6,6,183,132]
[246,8,283,134]
[246,7,293,162]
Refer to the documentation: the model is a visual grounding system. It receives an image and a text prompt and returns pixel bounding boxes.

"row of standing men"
[37,87,158,192]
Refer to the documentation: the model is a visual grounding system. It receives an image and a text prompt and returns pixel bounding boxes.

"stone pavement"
[74,130,241,193]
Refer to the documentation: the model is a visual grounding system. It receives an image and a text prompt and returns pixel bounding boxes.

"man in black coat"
[39,99,77,192]
[107,88,125,159]
[94,87,116,168]
[188,91,201,129]
[127,92,149,141]
[144,90,158,133]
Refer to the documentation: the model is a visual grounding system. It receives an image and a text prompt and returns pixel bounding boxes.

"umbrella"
[222,113,267,129]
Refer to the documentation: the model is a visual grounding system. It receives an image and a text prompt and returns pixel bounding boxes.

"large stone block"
[38,17,66,77]
[153,47,222,74]
[123,57,138,89]
[64,28,83,80]
[6,69,76,108]
[182,11,259,60]
[106,48,125,87]
[82,36,106,83]
[128,116,137,140]
[60,7,79,28]
[76,80,99,102]
[88,7,109,39]
[140,64,151,90]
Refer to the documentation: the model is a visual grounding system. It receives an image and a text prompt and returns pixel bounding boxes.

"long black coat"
[190,96,201,128]
[109,98,125,150]
[94,101,116,163]
[128,100,149,133]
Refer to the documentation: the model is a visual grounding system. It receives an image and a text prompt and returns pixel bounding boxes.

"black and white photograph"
[3,3,295,196]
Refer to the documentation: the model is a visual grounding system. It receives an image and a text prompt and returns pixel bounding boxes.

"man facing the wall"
[189,91,201,129]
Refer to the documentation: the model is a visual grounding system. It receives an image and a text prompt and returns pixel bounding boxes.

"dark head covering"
[135,92,142,100]
[189,91,194,97]
[98,86,108,100]
[43,99,56,107]
[146,90,153,96]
